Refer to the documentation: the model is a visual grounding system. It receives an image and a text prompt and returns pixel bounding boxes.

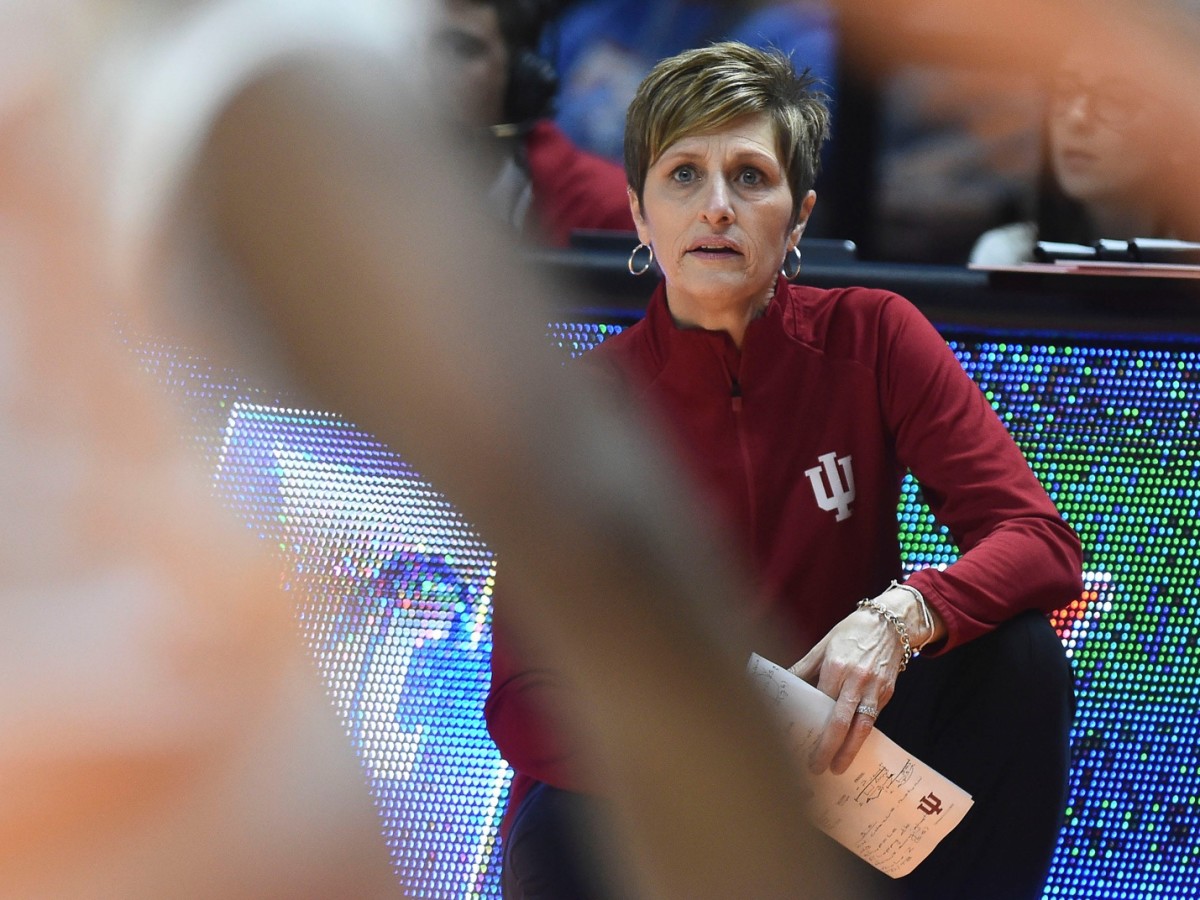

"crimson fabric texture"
[523,120,634,246]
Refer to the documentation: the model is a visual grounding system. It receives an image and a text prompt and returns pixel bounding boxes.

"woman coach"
[487,42,1081,899]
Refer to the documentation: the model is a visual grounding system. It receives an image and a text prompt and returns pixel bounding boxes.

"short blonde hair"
[624,42,830,227]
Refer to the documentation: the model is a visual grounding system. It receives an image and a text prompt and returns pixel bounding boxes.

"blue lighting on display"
[134,321,1200,898]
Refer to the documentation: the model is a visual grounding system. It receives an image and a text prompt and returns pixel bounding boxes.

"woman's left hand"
[786,604,907,776]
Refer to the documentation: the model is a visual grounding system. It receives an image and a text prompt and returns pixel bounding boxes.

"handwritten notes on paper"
[747,653,973,878]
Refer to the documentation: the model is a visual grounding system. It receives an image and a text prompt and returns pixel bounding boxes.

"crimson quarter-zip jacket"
[486,275,1082,835]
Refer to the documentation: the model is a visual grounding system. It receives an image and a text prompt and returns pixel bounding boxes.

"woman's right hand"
[787,585,942,775]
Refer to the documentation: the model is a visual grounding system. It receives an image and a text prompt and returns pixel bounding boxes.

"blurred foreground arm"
[198,56,853,899]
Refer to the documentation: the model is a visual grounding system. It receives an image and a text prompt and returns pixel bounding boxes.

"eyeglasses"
[1049,76,1141,129]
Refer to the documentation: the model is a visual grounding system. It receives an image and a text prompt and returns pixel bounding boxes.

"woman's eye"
[738,168,764,186]
[671,165,697,184]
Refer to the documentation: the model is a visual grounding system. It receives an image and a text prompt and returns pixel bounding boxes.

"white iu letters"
[804,452,855,522]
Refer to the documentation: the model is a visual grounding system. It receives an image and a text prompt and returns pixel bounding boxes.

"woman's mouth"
[688,241,742,258]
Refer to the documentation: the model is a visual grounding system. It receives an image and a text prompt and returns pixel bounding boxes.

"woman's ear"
[790,190,817,247]
[628,187,651,245]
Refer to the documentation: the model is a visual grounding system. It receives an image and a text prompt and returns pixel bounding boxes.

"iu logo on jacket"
[805,452,855,522]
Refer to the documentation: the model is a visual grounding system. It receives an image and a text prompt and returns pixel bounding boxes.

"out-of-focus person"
[970,40,1192,264]
[422,0,634,245]
[1,0,842,897]
[0,3,406,896]
[487,41,1082,900]
[544,0,836,164]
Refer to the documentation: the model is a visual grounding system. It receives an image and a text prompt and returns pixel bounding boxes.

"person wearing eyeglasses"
[969,40,1191,264]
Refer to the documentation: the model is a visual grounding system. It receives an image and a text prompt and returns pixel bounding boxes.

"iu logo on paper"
[918,792,944,816]
[804,451,855,522]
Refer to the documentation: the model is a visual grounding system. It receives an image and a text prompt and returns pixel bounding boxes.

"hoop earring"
[781,245,802,280]
[628,242,655,276]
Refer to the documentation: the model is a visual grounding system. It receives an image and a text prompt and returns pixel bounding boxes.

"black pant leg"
[502,782,632,900]
[501,614,1073,900]
[876,612,1075,900]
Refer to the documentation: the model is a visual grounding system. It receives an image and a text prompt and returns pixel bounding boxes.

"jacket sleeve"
[484,581,586,790]
[523,121,635,247]
[874,293,1083,651]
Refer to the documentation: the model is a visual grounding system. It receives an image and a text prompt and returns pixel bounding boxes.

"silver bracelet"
[888,579,936,654]
[857,597,913,671]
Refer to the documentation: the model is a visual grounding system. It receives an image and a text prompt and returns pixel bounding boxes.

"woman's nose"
[699,178,735,224]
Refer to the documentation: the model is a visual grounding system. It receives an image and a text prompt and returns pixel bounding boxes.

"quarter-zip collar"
[639,274,796,397]
[645,272,790,349]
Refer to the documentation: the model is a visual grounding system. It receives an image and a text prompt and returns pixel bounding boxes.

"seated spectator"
[424,0,634,246]
[546,0,837,164]
[970,41,1190,265]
